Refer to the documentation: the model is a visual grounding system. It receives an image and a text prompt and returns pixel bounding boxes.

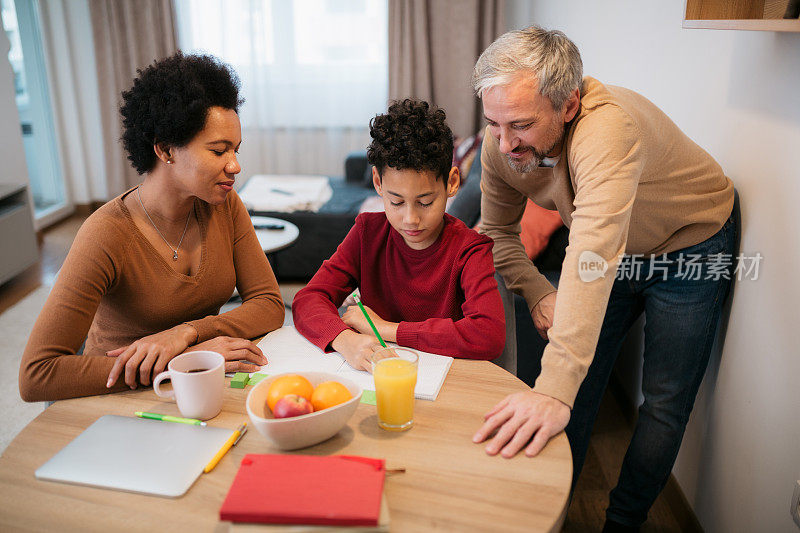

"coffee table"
[251,216,300,259]
[230,216,299,303]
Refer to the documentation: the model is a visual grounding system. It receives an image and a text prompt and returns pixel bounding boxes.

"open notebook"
[255,327,453,401]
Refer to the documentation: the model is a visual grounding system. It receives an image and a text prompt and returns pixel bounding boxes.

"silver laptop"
[35,415,234,497]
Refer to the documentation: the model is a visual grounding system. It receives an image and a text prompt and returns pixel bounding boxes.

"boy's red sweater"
[293,212,505,360]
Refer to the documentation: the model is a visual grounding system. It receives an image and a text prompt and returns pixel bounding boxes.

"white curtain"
[389,0,504,139]
[35,0,178,204]
[91,0,178,195]
[174,0,388,177]
[37,0,108,205]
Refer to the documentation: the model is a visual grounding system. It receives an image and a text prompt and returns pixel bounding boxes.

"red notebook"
[219,454,385,526]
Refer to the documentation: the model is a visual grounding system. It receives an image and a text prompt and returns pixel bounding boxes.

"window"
[174,0,388,130]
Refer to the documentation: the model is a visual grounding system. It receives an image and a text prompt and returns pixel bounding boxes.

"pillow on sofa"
[447,144,483,228]
[362,162,375,188]
[452,133,482,184]
[519,200,563,260]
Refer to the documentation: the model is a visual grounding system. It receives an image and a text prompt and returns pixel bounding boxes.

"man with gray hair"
[471,26,735,530]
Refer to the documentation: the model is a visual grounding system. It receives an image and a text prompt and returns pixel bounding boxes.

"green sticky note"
[231,372,249,389]
[360,390,377,405]
[248,373,268,385]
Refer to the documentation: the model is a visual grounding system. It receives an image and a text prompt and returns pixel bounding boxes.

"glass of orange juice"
[371,347,418,431]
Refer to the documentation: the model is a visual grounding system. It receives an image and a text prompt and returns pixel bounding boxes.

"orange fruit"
[311,381,353,411]
[266,374,314,412]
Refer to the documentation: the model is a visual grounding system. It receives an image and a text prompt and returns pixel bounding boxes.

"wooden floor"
[1,213,700,532]
[563,383,700,532]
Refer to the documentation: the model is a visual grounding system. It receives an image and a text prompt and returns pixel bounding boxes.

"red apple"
[272,394,314,418]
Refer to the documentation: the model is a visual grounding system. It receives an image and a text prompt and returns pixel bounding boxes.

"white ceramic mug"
[153,351,225,420]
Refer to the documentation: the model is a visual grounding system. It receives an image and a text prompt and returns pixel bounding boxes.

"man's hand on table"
[532,291,557,340]
[473,390,571,458]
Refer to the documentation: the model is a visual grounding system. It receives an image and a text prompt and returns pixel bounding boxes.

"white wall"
[504,1,800,531]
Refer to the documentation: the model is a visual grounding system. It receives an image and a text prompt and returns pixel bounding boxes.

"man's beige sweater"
[479,77,733,408]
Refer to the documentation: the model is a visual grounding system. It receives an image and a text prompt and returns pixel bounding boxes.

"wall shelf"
[684,0,800,31]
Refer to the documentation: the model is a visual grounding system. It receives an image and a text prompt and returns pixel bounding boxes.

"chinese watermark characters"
[578,252,762,282]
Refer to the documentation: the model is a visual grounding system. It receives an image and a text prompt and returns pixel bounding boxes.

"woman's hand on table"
[105,324,197,389]
[331,329,383,372]
[472,390,571,458]
[106,332,268,389]
[342,304,398,343]
[189,336,267,372]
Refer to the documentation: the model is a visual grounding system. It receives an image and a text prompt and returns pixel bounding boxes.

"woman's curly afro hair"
[120,52,243,175]
[367,99,453,183]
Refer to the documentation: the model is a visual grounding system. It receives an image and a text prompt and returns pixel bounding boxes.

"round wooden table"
[0,360,571,532]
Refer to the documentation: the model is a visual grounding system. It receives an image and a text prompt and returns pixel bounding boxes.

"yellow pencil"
[204,422,247,473]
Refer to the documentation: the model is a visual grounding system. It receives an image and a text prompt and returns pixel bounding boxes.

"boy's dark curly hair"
[367,99,454,183]
[120,52,244,174]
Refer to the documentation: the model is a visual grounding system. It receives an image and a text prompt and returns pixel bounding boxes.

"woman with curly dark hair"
[292,99,505,371]
[19,52,284,401]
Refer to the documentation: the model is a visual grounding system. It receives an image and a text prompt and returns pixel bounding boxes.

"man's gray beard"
[505,120,565,173]
[505,154,542,173]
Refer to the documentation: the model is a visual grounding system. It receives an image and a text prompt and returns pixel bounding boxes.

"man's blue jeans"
[565,213,736,527]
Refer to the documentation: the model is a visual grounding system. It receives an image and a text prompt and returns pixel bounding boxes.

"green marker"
[135,411,207,426]
[353,294,387,348]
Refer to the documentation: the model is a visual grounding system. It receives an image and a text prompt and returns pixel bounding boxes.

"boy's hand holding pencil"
[342,298,399,346]
[331,292,400,371]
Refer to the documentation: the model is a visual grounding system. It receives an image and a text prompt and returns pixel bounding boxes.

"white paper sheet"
[255,326,453,401]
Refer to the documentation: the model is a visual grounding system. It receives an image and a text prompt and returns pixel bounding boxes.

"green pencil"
[135,411,207,426]
[353,294,387,348]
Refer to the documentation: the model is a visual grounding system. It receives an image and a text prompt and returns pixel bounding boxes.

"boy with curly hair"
[293,99,505,370]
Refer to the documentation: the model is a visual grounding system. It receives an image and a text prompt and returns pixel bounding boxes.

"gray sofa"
[244,157,378,280]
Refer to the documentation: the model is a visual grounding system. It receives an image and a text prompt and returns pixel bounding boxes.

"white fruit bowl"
[246,372,363,451]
